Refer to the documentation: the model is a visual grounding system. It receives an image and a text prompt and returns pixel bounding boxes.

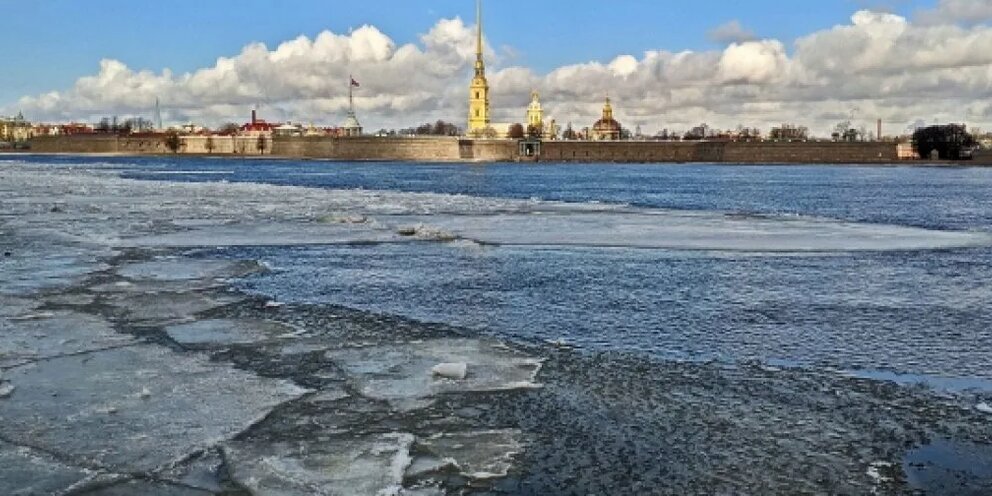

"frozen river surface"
[1,156,992,495]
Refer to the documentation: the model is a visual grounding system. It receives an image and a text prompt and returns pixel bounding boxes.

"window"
[475,92,480,99]
[476,110,480,117]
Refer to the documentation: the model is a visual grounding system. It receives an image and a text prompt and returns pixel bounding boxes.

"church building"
[591,97,622,140]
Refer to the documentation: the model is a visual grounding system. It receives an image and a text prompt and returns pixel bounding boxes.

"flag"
[350,77,360,88]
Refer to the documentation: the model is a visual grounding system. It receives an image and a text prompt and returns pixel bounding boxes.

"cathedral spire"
[475,0,485,76]
[467,0,491,135]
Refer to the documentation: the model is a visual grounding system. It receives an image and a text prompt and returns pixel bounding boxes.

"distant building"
[273,123,303,137]
[0,112,33,142]
[591,97,622,141]
[241,109,276,135]
[897,142,919,159]
[769,124,809,141]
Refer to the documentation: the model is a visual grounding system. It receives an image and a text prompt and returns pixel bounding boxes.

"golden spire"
[475,0,485,76]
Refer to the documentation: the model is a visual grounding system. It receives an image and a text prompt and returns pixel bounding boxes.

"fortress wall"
[271,136,463,161]
[540,140,899,164]
[182,136,266,155]
[28,135,904,164]
[721,141,899,163]
[30,135,120,154]
[973,150,992,164]
[118,136,170,154]
[461,139,517,161]
[541,141,699,162]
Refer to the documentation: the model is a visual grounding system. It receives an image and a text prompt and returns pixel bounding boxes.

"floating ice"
[0,441,93,496]
[104,292,243,324]
[0,345,308,473]
[155,449,226,493]
[0,311,134,368]
[977,402,992,415]
[223,433,415,496]
[0,383,14,398]
[165,319,297,346]
[117,259,263,282]
[415,430,524,480]
[385,212,992,252]
[71,479,216,495]
[432,362,468,380]
[324,338,543,410]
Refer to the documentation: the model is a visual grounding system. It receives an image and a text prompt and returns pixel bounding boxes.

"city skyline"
[3,0,992,135]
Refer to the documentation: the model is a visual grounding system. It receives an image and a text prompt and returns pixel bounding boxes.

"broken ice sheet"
[117,258,263,282]
[223,433,414,496]
[412,429,525,480]
[0,344,308,473]
[0,238,110,296]
[0,440,93,496]
[104,291,244,324]
[71,479,215,496]
[0,311,134,368]
[165,319,298,346]
[324,338,543,410]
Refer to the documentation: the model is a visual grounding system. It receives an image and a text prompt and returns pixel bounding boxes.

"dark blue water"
[15,155,992,384]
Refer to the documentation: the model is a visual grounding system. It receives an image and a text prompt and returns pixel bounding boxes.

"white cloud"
[7,8,992,136]
[708,20,758,44]
[917,0,992,25]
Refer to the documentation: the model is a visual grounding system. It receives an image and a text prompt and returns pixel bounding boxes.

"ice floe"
[414,429,524,480]
[432,362,468,380]
[324,338,543,410]
[223,433,415,496]
[0,311,134,368]
[117,258,263,282]
[0,441,93,496]
[104,291,244,324]
[0,344,308,472]
[165,319,298,346]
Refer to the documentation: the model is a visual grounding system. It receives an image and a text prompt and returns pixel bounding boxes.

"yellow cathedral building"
[467,0,491,136]
[466,0,559,140]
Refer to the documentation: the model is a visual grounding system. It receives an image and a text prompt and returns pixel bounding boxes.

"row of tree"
[913,124,977,160]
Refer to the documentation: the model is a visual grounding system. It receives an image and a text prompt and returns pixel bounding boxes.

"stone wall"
[30,135,906,164]
[271,136,462,161]
[973,150,992,165]
[540,141,899,164]
[31,135,121,154]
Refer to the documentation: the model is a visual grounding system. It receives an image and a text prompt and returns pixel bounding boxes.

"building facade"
[0,112,33,143]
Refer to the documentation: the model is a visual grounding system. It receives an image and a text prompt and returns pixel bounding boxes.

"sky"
[2,0,992,136]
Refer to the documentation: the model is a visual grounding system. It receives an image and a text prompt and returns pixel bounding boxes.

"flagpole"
[349,75,354,115]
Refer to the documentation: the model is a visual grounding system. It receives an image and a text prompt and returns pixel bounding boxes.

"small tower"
[467,0,491,136]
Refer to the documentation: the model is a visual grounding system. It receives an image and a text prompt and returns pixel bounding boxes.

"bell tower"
[467,0,490,136]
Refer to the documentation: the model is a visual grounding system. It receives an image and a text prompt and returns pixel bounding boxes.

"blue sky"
[0,0,935,107]
[5,0,990,135]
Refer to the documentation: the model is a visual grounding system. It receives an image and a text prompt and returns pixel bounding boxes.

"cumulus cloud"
[708,20,758,44]
[917,0,992,25]
[7,8,992,136]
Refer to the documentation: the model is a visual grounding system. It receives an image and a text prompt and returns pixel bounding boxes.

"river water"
[83,156,992,385]
[8,154,992,494]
